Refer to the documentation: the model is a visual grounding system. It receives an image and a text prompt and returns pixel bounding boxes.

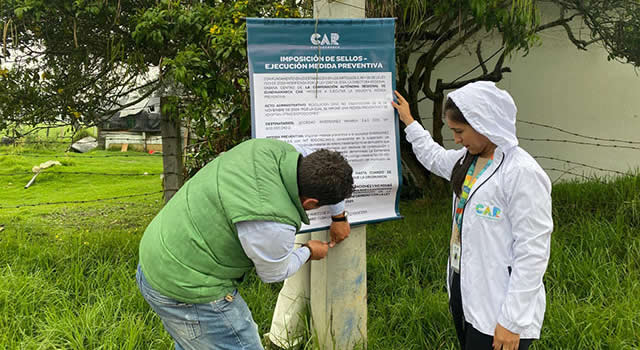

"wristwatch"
[331,211,349,222]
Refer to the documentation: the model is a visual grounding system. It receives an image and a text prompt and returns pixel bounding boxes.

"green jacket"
[139,139,309,303]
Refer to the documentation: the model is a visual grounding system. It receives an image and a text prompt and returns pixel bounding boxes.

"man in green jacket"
[136,138,354,350]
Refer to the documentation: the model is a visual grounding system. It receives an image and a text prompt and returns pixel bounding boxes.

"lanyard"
[454,155,493,233]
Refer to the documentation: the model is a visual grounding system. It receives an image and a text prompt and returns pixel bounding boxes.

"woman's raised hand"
[391,90,415,126]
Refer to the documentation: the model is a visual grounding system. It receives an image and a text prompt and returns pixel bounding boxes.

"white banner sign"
[248,18,401,231]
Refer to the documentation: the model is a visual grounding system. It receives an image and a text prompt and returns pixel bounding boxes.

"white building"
[415,3,640,182]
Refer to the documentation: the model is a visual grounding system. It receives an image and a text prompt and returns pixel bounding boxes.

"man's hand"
[305,240,329,261]
[391,90,415,126]
[329,214,350,248]
[493,323,520,350]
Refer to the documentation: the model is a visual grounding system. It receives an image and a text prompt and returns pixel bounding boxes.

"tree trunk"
[432,78,445,146]
[160,96,184,203]
[399,139,429,189]
[396,77,432,194]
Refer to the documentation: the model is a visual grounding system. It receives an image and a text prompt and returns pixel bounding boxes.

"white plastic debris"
[71,136,98,153]
[26,160,62,189]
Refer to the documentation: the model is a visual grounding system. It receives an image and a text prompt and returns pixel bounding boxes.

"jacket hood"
[447,81,518,150]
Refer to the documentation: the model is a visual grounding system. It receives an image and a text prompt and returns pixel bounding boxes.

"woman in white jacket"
[392,81,553,350]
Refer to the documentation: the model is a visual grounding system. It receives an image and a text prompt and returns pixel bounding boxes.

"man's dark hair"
[445,98,475,198]
[297,149,354,206]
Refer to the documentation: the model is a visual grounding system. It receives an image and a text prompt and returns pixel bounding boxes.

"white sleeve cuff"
[497,313,526,335]
[404,120,419,130]
[237,221,301,283]
[404,121,429,142]
[328,201,345,216]
[293,246,311,263]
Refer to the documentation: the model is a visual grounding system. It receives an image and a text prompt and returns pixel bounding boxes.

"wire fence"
[0,147,168,210]
[518,137,640,150]
[2,117,639,209]
[3,136,179,145]
[428,117,640,146]
[0,171,175,177]
[533,156,629,176]
[517,120,640,145]
[8,140,150,145]
[432,117,640,183]
[542,167,594,182]
[0,153,165,158]
[0,191,163,210]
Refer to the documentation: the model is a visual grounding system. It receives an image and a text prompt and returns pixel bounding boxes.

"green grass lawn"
[0,144,639,349]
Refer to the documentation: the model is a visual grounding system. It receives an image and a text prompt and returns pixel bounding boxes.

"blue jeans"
[136,265,264,350]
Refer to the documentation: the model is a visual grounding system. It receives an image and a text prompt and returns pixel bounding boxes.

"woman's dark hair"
[445,98,475,198]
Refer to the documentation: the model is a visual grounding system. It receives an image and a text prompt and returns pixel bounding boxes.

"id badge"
[450,243,461,273]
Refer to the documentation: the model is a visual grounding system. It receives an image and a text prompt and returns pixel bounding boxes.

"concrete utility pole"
[160,96,184,203]
[312,2,367,349]
[314,0,365,18]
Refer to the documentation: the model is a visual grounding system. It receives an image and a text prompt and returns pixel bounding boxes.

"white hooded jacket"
[404,81,553,338]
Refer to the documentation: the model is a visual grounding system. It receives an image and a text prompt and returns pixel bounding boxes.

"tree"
[0,0,157,134]
[367,0,640,192]
[3,0,637,194]
[131,0,312,173]
[1,0,311,201]
[132,0,311,200]
[554,0,640,66]
[0,0,311,145]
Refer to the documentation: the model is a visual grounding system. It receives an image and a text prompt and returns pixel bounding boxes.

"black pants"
[450,272,534,350]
